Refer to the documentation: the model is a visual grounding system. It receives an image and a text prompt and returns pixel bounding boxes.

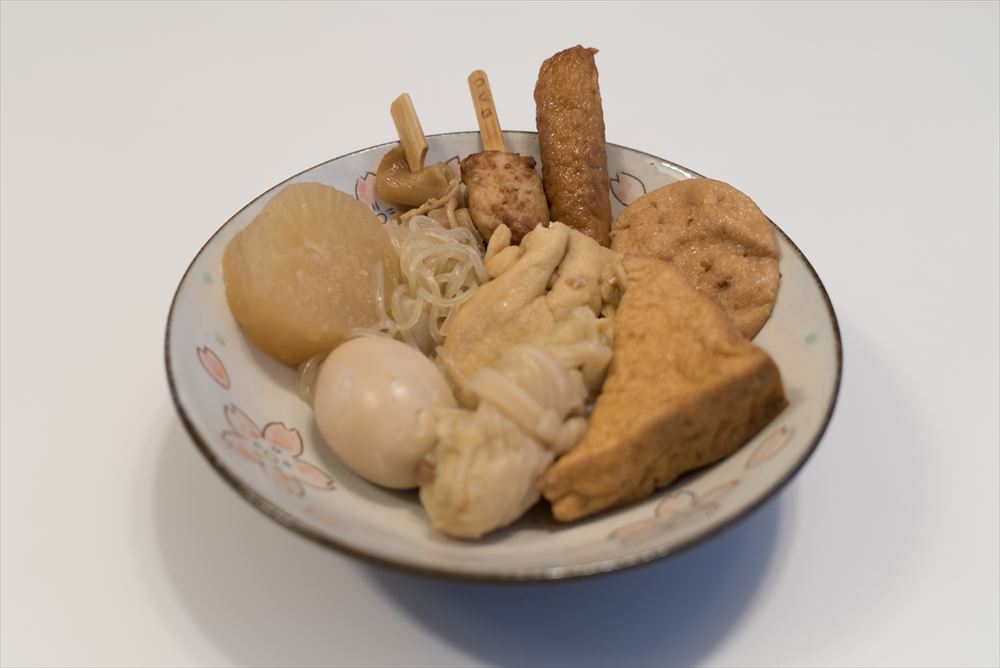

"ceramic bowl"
[165,131,841,581]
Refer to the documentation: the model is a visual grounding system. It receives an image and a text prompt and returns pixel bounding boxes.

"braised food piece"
[375,146,453,208]
[422,223,620,540]
[420,403,554,540]
[222,183,400,365]
[542,256,787,522]
[612,178,780,338]
[437,222,622,401]
[534,45,612,246]
[460,150,549,242]
[419,344,589,540]
[437,223,569,399]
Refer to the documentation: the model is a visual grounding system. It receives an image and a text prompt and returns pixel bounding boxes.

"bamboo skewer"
[390,93,428,172]
[467,70,506,152]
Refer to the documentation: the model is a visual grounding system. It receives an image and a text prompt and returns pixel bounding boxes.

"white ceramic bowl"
[165,131,841,581]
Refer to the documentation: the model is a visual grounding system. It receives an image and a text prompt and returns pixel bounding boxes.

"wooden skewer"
[467,69,506,152]
[390,93,428,172]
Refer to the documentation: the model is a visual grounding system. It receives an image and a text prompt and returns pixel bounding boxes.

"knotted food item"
[419,344,588,539]
[436,222,623,402]
[420,221,625,538]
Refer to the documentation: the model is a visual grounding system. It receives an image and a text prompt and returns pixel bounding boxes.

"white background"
[2,2,998,666]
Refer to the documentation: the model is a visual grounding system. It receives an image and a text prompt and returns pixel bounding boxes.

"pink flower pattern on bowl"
[221,404,334,496]
[610,479,740,543]
[354,172,395,223]
[197,346,230,389]
[610,171,647,206]
[164,132,841,579]
[303,505,347,534]
[746,424,795,469]
[444,155,461,181]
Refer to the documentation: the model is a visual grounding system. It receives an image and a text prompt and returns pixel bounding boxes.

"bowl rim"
[164,130,843,582]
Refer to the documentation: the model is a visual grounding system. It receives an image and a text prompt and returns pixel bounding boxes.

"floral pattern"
[303,505,346,533]
[166,132,837,580]
[610,171,646,206]
[221,404,335,496]
[606,420,797,543]
[609,480,740,543]
[444,155,461,181]
[746,425,795,469]
[354,172,396,222]
[197,346,230,389]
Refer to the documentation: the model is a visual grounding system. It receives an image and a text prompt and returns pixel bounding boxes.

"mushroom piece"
[374,146,453,208]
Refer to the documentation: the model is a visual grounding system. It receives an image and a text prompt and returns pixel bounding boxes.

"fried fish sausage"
[460,151,549,242]
[534,46,612,246]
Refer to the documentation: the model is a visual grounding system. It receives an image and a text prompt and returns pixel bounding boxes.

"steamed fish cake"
[222,183,400,365]
[612,179,780,338]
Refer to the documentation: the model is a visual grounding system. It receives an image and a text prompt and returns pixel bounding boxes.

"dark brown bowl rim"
[164,130,843,583]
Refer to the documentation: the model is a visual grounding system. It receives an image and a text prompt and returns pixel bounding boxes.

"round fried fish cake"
[611,178,780,338]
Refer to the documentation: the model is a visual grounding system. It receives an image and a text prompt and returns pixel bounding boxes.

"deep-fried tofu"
[542,256,787,521]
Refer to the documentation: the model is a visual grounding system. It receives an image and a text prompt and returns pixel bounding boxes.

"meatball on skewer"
[462,69,549,243]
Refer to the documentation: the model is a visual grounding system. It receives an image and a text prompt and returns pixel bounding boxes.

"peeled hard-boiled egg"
[313,336,455,489]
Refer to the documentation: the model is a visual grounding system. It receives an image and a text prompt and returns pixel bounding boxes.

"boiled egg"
[313,336,455,488]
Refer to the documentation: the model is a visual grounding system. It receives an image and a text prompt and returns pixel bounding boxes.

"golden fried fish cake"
[612,178,780,339]
[542,256,786,522]
[534,45,612,246]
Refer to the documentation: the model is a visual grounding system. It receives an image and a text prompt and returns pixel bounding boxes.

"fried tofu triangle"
[535,45,612,246]
[542,256,787,522]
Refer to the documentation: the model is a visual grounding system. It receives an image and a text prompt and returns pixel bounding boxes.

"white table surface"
[2,2,998,666]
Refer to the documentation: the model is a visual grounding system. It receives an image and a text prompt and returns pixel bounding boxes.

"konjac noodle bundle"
[359,214,487,354]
